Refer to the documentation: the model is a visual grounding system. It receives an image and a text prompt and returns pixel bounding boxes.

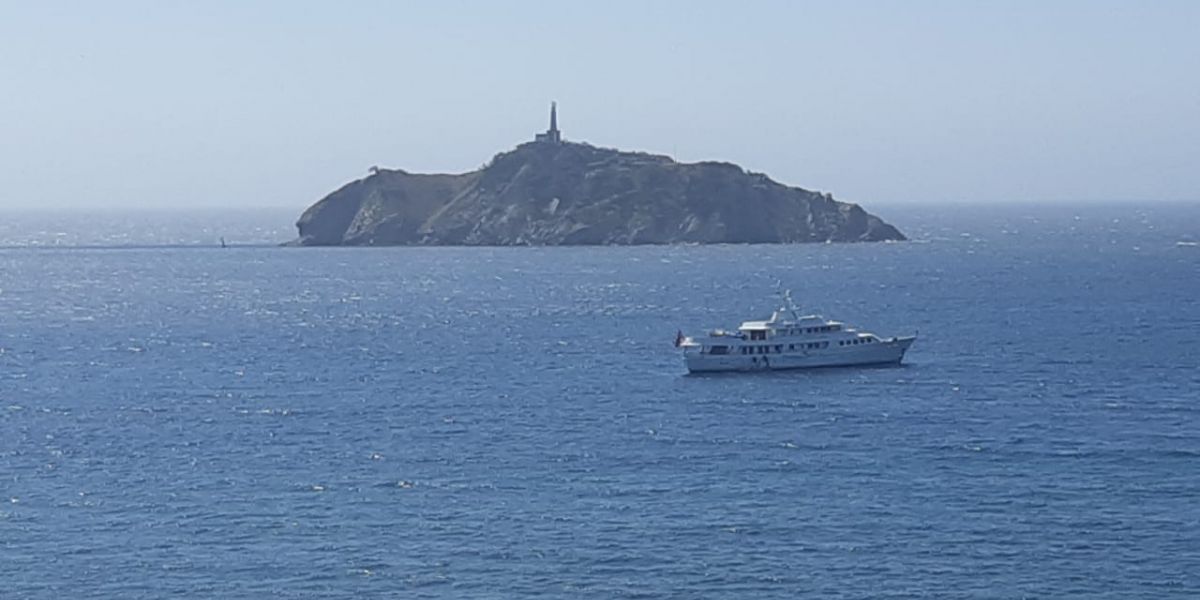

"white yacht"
[676,291,916,373]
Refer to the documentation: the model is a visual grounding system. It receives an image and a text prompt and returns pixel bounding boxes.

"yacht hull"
[684,336,915,373]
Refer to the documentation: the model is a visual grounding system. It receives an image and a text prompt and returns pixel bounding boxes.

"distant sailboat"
[220,237,227,248]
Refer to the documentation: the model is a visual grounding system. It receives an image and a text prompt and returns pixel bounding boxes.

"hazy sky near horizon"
[2,1,1197,210]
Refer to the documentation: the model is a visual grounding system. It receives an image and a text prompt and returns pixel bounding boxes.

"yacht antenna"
[779,288,801,319]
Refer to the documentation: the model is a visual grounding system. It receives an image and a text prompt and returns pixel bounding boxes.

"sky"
[1,1,1197,210]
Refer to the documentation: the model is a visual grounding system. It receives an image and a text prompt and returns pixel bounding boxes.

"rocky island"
[292,104,904,246]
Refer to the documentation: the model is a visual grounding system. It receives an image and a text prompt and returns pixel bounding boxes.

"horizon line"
[1,197,1198,214]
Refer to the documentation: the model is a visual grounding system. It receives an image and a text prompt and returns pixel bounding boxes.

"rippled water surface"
[2,205,1198,598]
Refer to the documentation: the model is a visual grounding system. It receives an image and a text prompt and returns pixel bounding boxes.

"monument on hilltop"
[534,102,562,144]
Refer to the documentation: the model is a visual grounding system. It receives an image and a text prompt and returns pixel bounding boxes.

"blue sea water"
[1,204,1198,598]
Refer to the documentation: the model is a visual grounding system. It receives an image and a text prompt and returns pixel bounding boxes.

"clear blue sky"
[1,1,1197,209]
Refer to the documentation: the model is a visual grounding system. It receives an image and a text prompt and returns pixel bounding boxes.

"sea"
[1,204,1197,599]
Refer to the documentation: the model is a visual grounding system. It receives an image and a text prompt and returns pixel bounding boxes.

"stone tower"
[535,102,562,144]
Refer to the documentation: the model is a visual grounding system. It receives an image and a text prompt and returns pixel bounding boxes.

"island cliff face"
[293,140,904,246]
